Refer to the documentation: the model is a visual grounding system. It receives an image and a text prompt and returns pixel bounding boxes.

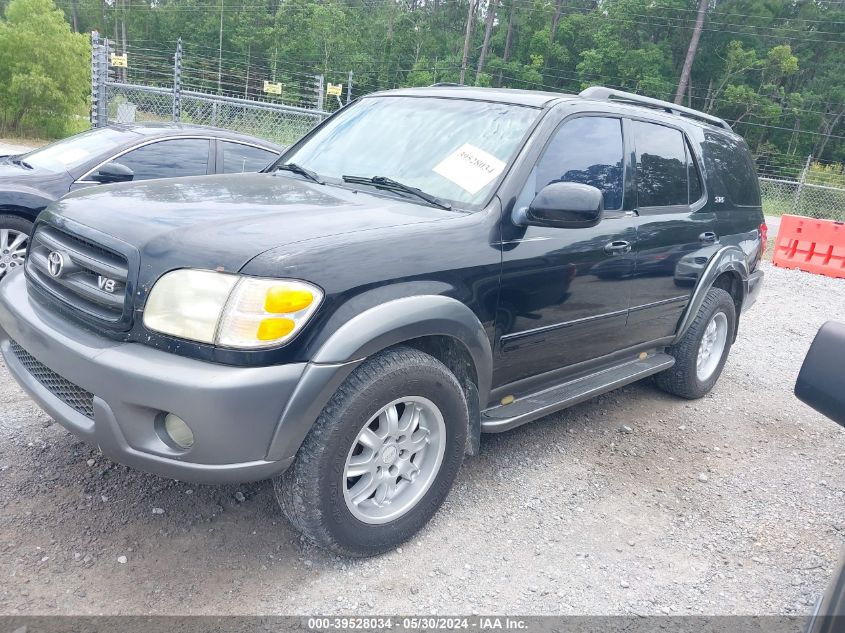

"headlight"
[143,269,323,349]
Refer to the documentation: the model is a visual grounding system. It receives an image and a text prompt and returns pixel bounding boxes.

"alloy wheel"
[0,229,27,280]
[696,311,728,381]
[343,396,446,525]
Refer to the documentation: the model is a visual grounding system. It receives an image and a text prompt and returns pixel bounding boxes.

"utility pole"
[459,0,477,85]
[347,70,353,104]
[674,0,708,105]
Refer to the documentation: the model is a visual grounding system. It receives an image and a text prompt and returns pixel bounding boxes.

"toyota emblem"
[47,251,65,278]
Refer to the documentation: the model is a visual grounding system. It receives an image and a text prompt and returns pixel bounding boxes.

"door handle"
[699,231,718,244]
[603,240,631,255]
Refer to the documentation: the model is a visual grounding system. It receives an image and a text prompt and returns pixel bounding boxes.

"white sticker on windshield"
[433,143,506,195]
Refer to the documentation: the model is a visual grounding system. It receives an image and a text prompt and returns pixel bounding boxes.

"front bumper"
[0,269,307,483]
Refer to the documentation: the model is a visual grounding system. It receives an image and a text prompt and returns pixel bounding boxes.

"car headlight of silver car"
[143,269,323,349]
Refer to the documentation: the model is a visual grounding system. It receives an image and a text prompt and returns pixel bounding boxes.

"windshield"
[21,127,135,172]
[284,96,540,208]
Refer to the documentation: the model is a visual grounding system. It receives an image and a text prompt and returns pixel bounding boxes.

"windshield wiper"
[274,162,323,184]
[342,175,452,210]
[9,156,33,169]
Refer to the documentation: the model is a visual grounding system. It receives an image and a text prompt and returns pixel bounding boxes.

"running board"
[481,353,675,433]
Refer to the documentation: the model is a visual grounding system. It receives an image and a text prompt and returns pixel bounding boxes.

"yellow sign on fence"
[263,81,283,95]
[110,53,128,68]
[326,83,343,97]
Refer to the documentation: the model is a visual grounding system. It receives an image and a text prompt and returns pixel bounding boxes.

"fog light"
[164,413,194,449]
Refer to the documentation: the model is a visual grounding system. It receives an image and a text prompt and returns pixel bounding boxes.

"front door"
[494,115,638,389]
[71,138,213,192]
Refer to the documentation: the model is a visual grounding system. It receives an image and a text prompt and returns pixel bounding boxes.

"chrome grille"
[26,224,130,327]
[9,341,94,419]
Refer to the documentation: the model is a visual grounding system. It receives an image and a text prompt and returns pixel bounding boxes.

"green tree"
[0,0,89,137]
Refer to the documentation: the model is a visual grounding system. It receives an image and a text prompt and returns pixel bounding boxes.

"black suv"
[0,86,764,556]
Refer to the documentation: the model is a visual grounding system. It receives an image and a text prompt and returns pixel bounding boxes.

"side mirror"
[795,321,845,428]
[513,182,604,229]
[91,162,134,184]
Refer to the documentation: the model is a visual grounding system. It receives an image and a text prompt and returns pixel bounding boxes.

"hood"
[49,172,455,278]
[0,161,70,204]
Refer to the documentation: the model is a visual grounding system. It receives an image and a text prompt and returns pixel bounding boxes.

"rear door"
[699,131,765,263]
[495,114,638,387]
[626,119,715,343]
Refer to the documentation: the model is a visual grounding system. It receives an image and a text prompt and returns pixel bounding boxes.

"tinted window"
[633,121,688,207]
[688,143,703,202]
[116,139,210,181]
[702,132,760,206]
[222,142,277,173]
[535,117,624,210]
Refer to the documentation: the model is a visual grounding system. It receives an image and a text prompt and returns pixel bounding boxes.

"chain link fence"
[92,32,328,146]
[760,177,845,222]
[759,154,845,222]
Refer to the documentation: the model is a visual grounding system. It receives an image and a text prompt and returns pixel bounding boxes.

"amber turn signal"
[264,287,314,314]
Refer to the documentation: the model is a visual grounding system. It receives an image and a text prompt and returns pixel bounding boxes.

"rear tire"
[275,345,468,557]
[0,215,32,281]
[656,287,736,399]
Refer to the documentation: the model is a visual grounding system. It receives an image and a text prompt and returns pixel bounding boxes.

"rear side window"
[632,121,688,207]
[702,132,760,206]
[534,116,624,210]
[222,141,277,173]
[688,143,703,203]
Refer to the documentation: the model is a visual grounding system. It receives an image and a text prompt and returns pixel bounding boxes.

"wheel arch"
[0,187,52,220]
[673,246,748,345]
[711,270,744,341]
[403,334,483,456]
[266,295,493,462]
[0,204,41,224]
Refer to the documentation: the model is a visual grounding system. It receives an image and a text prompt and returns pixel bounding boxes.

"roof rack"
[578,86,732,131]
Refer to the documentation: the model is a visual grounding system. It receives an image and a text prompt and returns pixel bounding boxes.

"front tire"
[275,346,468,557]
[656,287,736,399]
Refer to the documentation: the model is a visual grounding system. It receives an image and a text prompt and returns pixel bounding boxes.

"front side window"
[115,138,210,181]
[284,96,540,208]
[632,121,688,207]
[222,142,277,173]
[533,116,625,210]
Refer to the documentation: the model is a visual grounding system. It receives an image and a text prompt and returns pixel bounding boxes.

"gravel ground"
[0,261,843,616]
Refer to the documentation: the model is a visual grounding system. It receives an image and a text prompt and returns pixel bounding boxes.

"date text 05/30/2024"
[307,617,529,630]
